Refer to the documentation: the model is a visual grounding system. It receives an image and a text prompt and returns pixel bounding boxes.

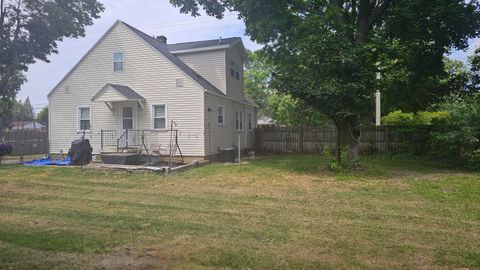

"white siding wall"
[176,50,226,94]
[225,45,245,101]
[204,93,256,156]
[48,22,205,156]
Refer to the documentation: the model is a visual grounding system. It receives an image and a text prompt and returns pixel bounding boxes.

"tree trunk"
[335,122,361,163]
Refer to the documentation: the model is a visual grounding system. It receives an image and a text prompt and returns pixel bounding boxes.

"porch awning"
[91,84,145,102]
[91,84,145,110]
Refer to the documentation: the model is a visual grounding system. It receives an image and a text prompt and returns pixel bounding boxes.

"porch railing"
[100,130,117,150]
[116,129,143,152]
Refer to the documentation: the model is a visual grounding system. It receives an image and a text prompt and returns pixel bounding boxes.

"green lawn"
[0,155,479,269]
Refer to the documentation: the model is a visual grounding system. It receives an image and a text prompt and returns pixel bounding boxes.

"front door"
[117,103,137,148]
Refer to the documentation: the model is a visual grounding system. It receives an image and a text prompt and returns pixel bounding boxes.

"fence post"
[100,130,104,150]
[300,126,304,153]
[385,126,390,153]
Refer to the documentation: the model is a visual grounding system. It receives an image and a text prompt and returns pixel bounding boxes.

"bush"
[382,110,450,125]
[428,94,480,170]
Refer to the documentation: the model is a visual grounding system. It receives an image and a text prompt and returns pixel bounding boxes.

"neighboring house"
[257,116,275,127]
[48,20,257,160]
[10,121,46,130]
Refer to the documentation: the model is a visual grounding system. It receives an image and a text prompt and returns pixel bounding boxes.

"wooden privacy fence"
[0,130,48,156]
[254,126,421,153]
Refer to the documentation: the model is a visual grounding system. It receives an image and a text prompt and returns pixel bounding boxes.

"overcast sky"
[18,0,479,112]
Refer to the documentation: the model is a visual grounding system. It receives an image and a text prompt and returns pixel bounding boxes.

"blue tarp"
[23,157,71,166]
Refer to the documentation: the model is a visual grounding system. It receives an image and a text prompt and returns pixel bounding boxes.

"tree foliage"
[170,0,480,161]
[429,93,480,169]
[244,50,330,127]
[244,50,271,112]
[0,0,104,123]
[36,106,47,126]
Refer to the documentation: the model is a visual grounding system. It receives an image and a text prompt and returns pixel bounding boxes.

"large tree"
[170,0,480,160]
[0,0,104,122]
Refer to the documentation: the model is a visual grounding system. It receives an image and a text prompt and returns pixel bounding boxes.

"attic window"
[230,60,240,80]
[175,78,184,88]
[64,86,70,95]
[113,52,124,72]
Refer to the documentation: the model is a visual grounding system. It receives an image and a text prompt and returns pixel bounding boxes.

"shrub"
[428,94,480,170]
[382,110,450,125]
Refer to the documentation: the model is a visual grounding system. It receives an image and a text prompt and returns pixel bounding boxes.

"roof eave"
[170,44,231,54]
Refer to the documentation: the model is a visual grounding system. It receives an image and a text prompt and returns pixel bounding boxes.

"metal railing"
[100,130,117,150]
[116,129,143,152]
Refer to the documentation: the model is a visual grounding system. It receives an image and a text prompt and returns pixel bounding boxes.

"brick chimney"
[156,35,167,44]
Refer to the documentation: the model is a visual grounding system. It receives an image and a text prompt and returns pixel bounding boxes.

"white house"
[48,20,257,160]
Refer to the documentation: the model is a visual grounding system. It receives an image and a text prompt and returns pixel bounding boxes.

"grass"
[0,154,479,269]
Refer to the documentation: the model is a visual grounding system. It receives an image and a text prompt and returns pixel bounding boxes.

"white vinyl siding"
[204,92,257,156]
[217,105,225,125]
[152,104,167,129]
[176,50,226,95]
[226,45,245,100]
[48,22,205,156]
[78,107,91,131]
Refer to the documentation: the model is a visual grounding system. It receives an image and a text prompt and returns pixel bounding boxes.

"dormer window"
[113,52,124,72]
[230,60,240,80]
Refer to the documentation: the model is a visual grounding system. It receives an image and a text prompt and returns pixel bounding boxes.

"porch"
[99,128,184,165]
[91,84,184,165]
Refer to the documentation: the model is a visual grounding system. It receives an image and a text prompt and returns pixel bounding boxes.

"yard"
[0,155,479,270]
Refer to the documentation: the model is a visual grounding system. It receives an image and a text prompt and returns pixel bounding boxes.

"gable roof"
[91,84,145,102]
[167,37,241,52]
[121,22,226,96]
[48,20,227,98]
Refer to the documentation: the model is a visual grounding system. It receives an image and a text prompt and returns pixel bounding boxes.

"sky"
[18,0,479,113]
[19,0,262,112]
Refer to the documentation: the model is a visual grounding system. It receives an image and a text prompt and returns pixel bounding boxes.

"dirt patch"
[94,246,164,270]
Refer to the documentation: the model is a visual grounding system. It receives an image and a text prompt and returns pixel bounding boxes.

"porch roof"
[91,84,145,103]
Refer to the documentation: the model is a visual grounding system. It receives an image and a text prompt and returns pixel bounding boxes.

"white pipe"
[375,90,381,126]
[238,134,241,165]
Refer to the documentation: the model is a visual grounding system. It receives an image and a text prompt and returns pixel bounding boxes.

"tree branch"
[0,0,22,94]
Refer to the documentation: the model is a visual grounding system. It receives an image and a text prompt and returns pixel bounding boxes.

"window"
[78,107,91,130]
[122,107,133,130]
[113,52,124,72]
[152,105,166,129]
[236,111,244,131]
[248,113,253,131]
[230,60,240,80]
[217,105,225,125]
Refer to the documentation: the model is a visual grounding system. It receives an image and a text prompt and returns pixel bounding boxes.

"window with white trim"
[248,113,253,131]
[152,105,166,129]
[78,107,91,130]
[217,105,225,125]
[236,111,244,131]
[113,52,124,72]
